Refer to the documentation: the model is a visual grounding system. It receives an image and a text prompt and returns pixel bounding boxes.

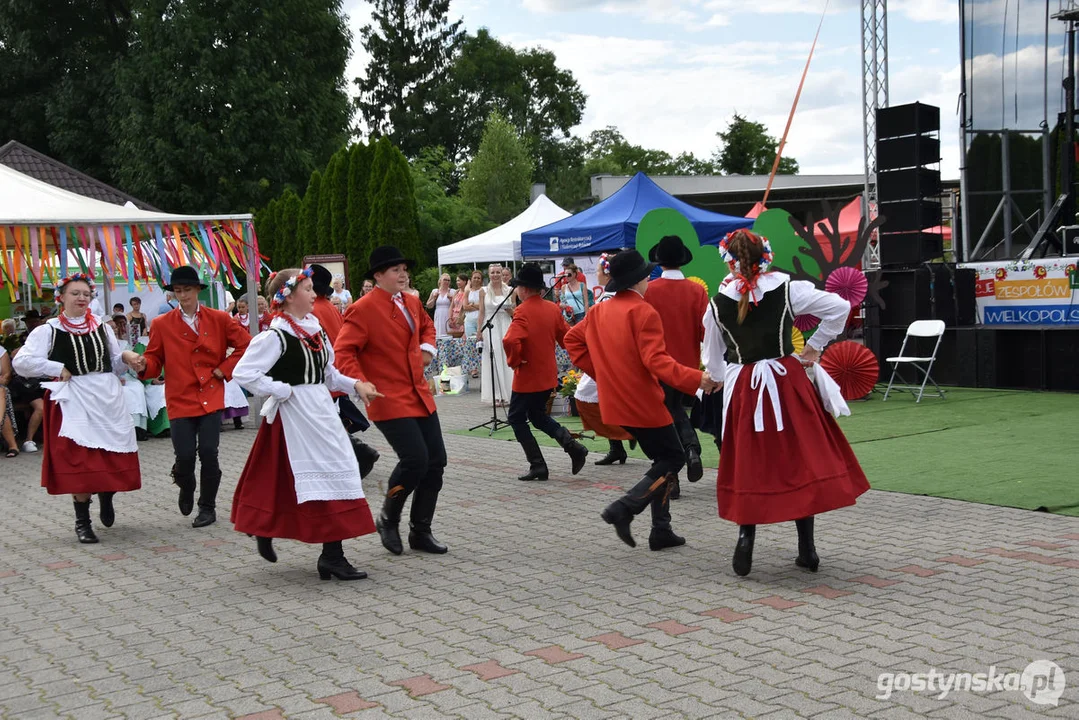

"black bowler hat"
[309,264,333,296]
[164,265,207,291]
[604,250,656,293]
[648,235,693,268]
[365,245,414,279]
[509,263,545,290]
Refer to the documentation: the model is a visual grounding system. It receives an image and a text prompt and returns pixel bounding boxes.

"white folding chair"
[882,320,947,402]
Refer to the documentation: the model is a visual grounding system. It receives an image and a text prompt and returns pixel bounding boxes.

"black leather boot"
[98,492,116,528]
[233,417,244,430]
[669,475,681,500]
[318,541,368,580]
[408,490,448,554]
[350,436,380,478]
[733,525,756,577]
[172,466,196,517]
[256,536,277,563]
[376,487,408,555]
[554,427,588,475]
[73,500,98,544]
[192,470,220,528]
[795,516,819,571]
[600,474,671,548]
[647,482,685,551]
[685,446,703,483]
[515,430,549,481]
[594,440,627,466]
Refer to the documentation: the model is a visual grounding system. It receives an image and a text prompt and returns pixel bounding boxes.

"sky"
[340,1,1050,181]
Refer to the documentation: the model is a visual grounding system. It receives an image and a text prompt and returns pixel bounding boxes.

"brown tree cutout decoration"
[787,201,887,288]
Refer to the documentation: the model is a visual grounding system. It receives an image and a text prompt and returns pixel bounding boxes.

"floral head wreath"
[718,231,774,277]
[598,252,612,275]
[54,273,96,303]
[271,267,313,307]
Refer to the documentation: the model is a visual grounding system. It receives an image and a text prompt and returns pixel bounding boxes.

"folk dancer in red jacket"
[13,273,143,543]
[502,263,589,481]
[135,265,251,528]
[230,268,381,581]
[334,246,449,556]
[703,229,869,576]
[566,251,719,551]
[644,235,711,497]
[309,264,380,477]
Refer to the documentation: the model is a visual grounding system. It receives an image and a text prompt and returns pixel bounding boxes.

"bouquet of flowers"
[558,368,582,398]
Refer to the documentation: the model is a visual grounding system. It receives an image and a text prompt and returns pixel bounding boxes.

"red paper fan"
[825,266,868,306]
[819,340,879,400]
[794,314,820,332]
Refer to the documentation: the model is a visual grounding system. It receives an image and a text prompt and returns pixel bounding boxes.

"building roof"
[0,140,160,211]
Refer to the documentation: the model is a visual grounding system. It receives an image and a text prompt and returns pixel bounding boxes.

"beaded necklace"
[279,313,323,353]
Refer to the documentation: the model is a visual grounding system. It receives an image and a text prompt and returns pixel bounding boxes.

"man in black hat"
[134,265,251,528]
[644,235,710,493]
[334,246,449,556]
[309,264,380,478]
[565,250,718,550]
[502,263,588,481]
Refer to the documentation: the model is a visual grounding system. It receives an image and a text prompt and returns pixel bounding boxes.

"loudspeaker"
[878,199,942,233]
[876,102,940,139]
[878,269,930,327]
[877,264,975,326]
[877,136,941,171]
[1045,330,1079,392]
[975,329,998,388]
[879,232,944,267]
[1062,225,1079,255]
[878,167,942,201]
[993,329,1045,390]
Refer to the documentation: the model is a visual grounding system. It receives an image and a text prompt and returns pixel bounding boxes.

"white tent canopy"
[437,194,570,266]
[0,163,251,225]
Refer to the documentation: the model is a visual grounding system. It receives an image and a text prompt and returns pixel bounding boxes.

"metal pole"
[245,223,259,339]
[959,0,972,262]
[1064,22,1076,229]
[1002,132,1013,256]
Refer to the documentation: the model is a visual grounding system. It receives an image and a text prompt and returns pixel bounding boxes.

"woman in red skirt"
[231,268,382,581]
[702,229,869,576]
[13,273,143,543]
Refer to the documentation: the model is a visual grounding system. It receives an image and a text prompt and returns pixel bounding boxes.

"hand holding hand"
[212,368,225,380]
[354,381,384,406]
[699,371,719,394]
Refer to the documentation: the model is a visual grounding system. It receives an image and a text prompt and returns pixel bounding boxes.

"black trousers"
[661,383,699,454]
[623,423,686,481]
[374,413,447,502]
[507,389,563,444]
[170,411,222,481]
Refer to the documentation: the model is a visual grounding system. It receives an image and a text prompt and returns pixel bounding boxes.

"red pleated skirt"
[41,391,141,495]
[717,355,869,525]
[230,419,376,543]
[577,400,633,441]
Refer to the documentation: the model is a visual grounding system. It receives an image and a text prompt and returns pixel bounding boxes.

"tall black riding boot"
[256,536,277,563]
[73,500,98,544]
[795,516,819,571]
[408,489,448,554]
[594,440,627,466]
[515,430,549,481]
[193,470,221,528]
[648,481,685,551]
[172,466,196,517]
[376,486,409,555]
[98,492,116,528]
[553,426,588,475]
[600,473,671,548]
[318,540,368,580]
[732,525,756,577]
[350,436,380,478]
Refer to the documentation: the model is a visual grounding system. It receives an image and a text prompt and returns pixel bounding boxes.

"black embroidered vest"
[710,283,794,364]
[48,324,112,376]
[267,329,330,386]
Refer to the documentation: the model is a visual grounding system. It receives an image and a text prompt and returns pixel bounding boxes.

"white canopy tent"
[437,194,570,266]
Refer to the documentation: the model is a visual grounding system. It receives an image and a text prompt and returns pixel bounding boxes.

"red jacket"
[644,276,708,369]
[140,306,251,419]
[334,286,436,422]
[502,295,570,393]
[312,296,344,343]
[564,291,701,428]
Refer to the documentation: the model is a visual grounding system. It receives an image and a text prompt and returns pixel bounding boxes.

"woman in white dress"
[463,270,483,339]
[426,273,453,339]
[477,264,515,406]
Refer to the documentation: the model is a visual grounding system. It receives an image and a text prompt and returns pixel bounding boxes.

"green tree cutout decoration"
[751,208,821,281]
[633,209,728,296]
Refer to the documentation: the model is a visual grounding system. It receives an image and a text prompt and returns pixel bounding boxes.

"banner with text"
[959,258,1079,325]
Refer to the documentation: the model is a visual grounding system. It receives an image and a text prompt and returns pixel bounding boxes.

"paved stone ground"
[1,390,1077,719]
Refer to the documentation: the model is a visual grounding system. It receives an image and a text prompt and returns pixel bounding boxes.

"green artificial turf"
[452,388,1079,517]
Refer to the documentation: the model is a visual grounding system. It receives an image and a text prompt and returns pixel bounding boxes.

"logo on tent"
[549,236,559,252]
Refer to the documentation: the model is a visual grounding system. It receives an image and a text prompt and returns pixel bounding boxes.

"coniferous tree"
[299,169,322,259]
[369,158,422,267]
[254,198,280,270]
[460,111,534,224]
[330,147,351,255]
[316,155,338,253]
[277,189,303,268]
[346,142,373,287]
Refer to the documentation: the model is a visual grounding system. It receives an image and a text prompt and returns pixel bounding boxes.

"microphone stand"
[469,284,516,435]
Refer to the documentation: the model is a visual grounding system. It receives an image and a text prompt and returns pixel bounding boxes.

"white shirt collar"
[719,271,788,303]
[660,269,685,280]
[180,303,200,320]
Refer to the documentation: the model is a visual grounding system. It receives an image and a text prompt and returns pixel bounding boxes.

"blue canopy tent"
[521,172,753,256]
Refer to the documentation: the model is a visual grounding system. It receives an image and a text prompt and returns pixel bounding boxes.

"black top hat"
[648,235,693,268]
[604,250,656,293]
[164,265,207,291]
[23,309,42,321]
[365,246,414,279]
[309,264,333,296]
[509,263,545,290]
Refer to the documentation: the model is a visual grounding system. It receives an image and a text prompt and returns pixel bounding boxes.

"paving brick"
[750,595,806,610]
[645,620,702,636]
[523,646,586,664]
[699,607,754,622]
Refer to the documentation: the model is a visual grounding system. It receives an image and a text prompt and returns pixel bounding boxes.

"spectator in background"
[1,344,18,457]
[360,279,374,297]
[256,296,272,332]
[157,292,178,317]
[127,297,148,338]
[501,267,513,286]
[331,296,344,314]
[331,278,353,306]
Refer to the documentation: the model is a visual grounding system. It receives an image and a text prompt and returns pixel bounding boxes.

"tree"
[254,198,280,270]
[411,148,490,264]
[277,189,303,268]
[110,0,352,213]
[346,142,373,287]
[713,113,799,176]
[355,0,463,157]
[329,147,350,255]
[369,157,423,267]
[460,112,534,224]
[367,136,396,210]
[299,169,322,258]
[316,154,338,253]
